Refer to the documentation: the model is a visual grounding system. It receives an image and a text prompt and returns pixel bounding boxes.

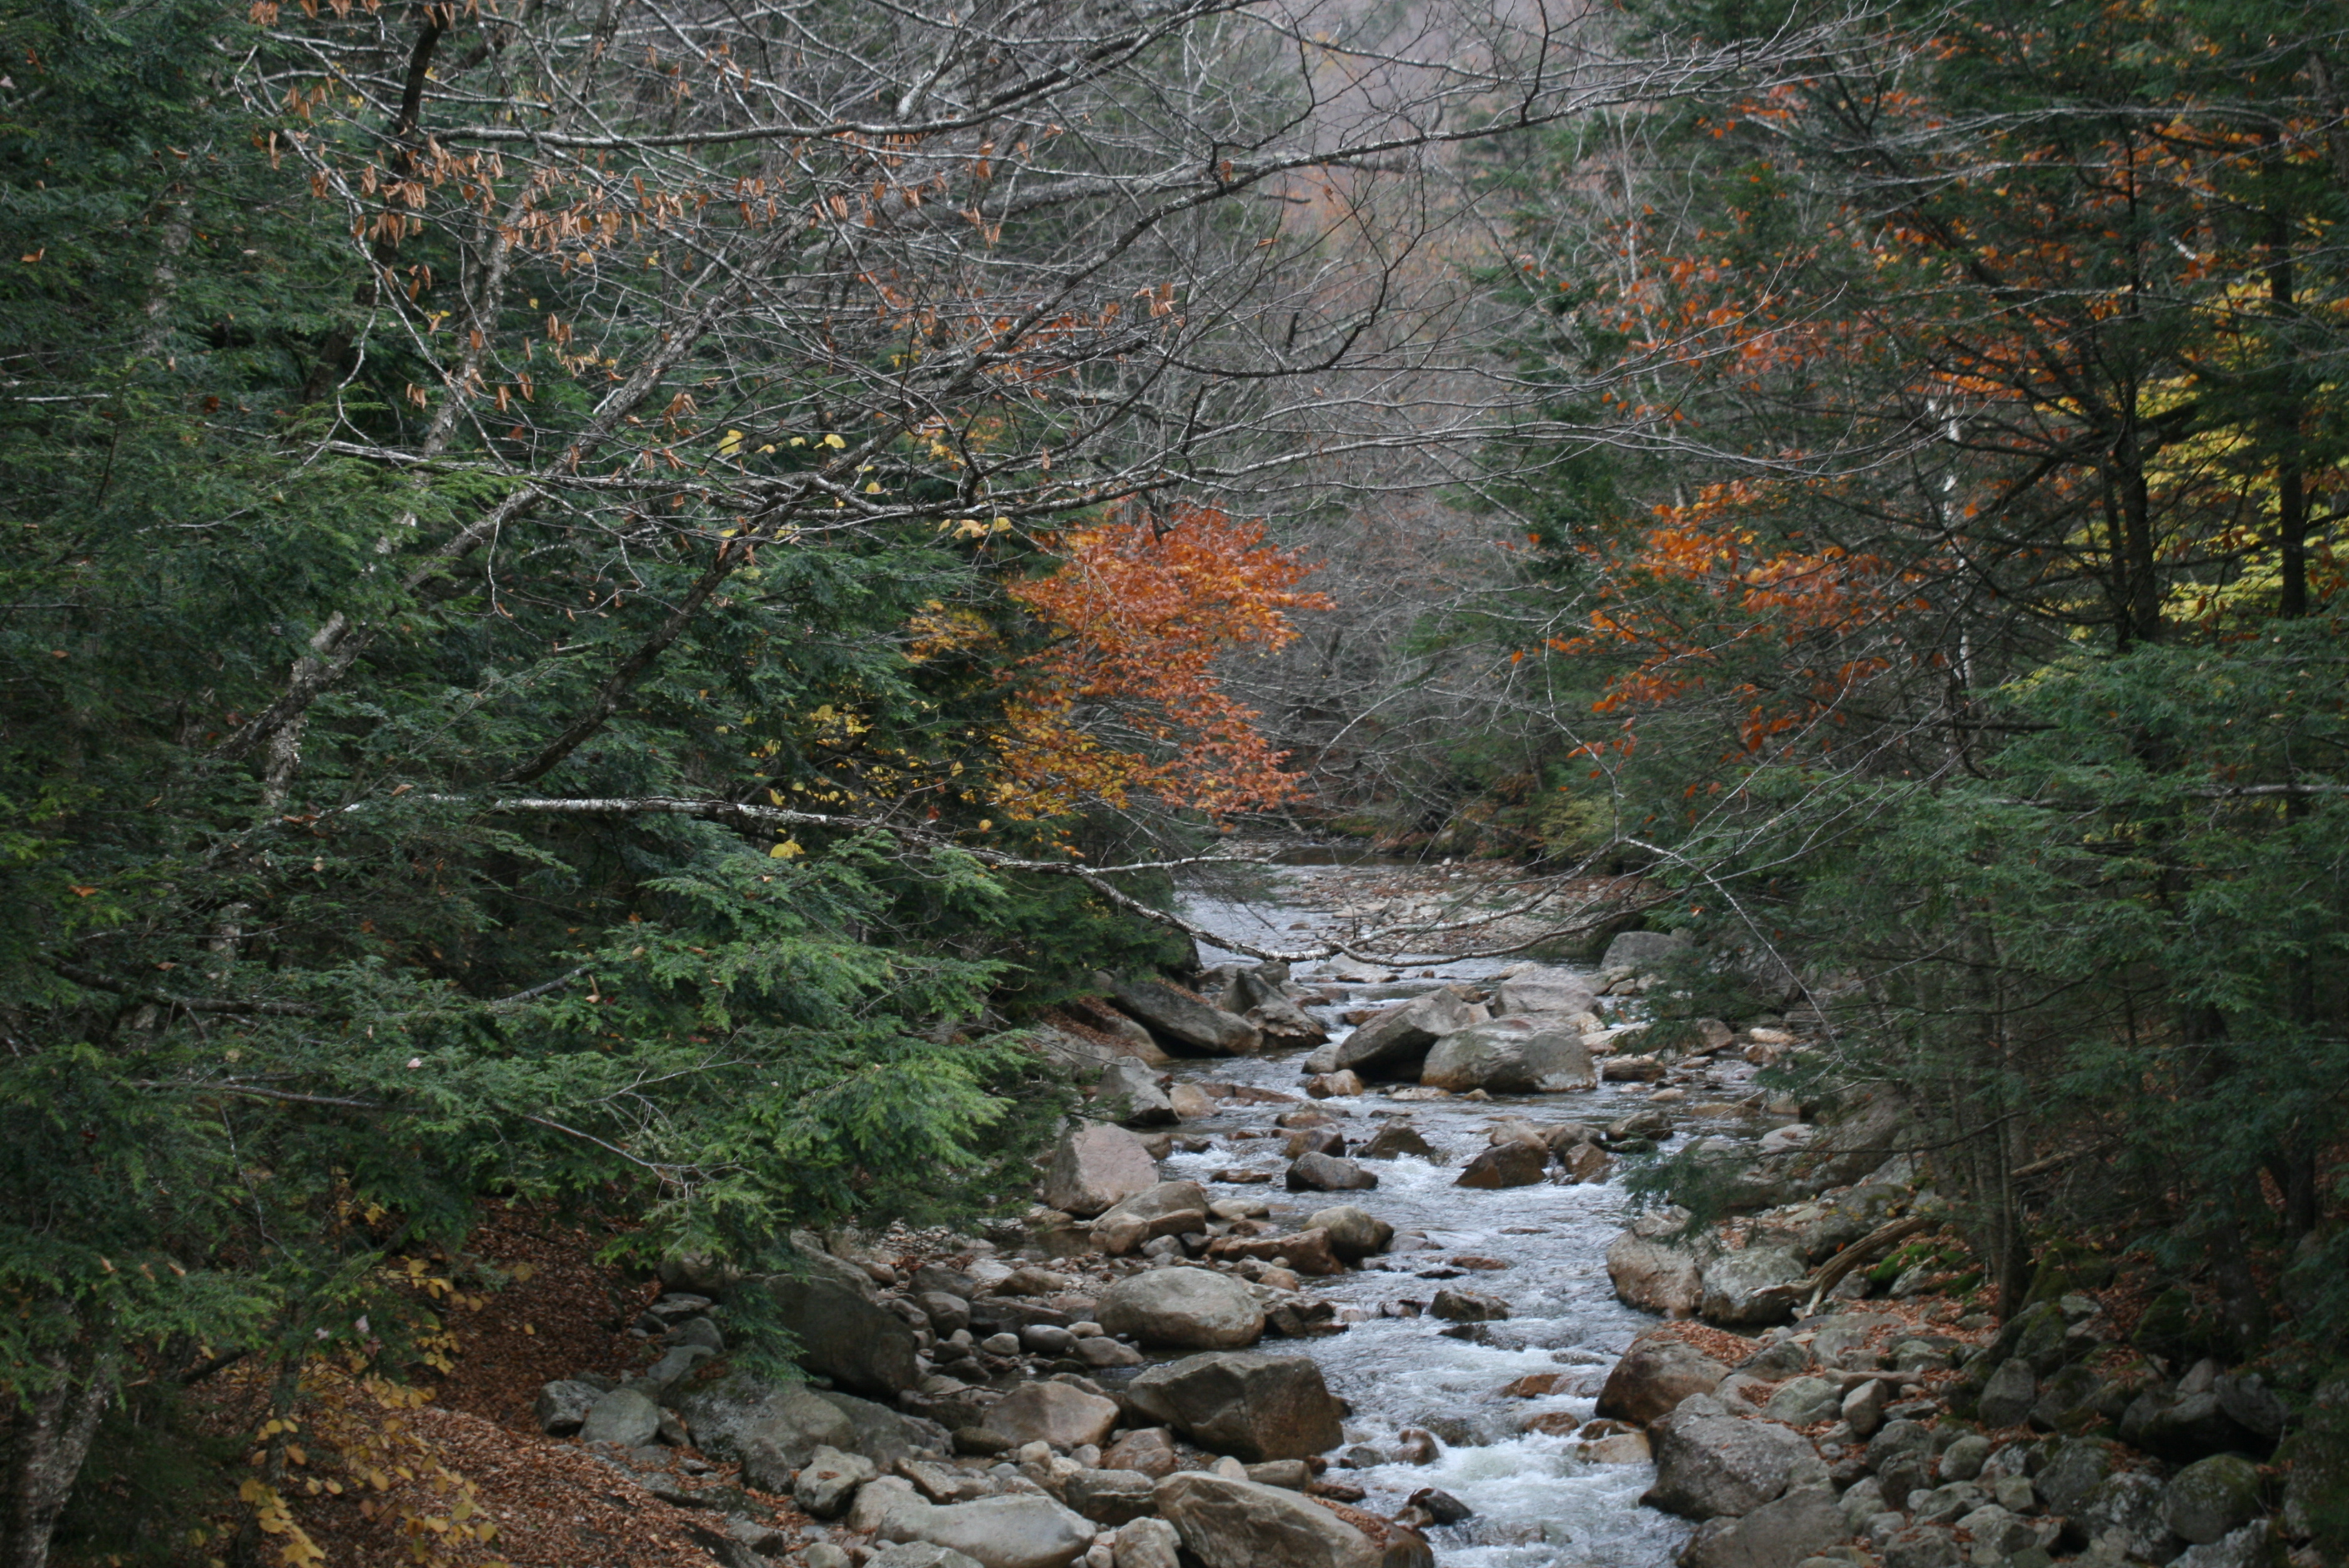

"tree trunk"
[0,1328,118,1568]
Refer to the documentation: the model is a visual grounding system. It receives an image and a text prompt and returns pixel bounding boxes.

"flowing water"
[1165,866,1695,1568]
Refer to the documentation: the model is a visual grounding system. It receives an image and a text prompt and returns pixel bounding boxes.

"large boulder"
[1607,1230,1711,1317]
[1678,1487,1845,1568]
[1040,1120,1159,1217]
[1307,1206,1394,1260]
[1155,1474,1434,1568]
[795,1445,878,1519]
[1698,1246,1805,1327]
[1097,1266,1266,1349]
[674,1375,858,1486]
[2080,1470,2186,1565]
[1601,929,1692,974]
[2162,1455,2265,1545]
[983,1382,1121,1450]
[1420,1019,1595,1093]
[1287,1153,1376,1192]
[850,1480,1095,1568]
[764,1252,923,1395]
[1596,1328,1735,1425]
[1207,1227,1342,1277]
[1330,990,1475,1078]
[577,1387,660,1447]
[811,1389,951,1466]
[1094,1060,1175,1126]
[1642,1394,1817,1520]
[1110,979,1261,1056]
[1127,1352,1346,1461]
[1454,1142,1547,1189]
[1491,966,1602,1018]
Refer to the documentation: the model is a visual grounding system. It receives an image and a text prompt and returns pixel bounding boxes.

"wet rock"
[1602,930,1692,973]
[1100,1427,1180,1478]
[849,1479,1095,1568]
[1286,1152,1376,1192]
[1109,979,1262,1057]
[1155,1473,1433,1568]
[1283,1127,1347,1159]
[1096,1266,1265,1349]
[536,1380,601,1436]
[1041,1121,1160,1218]
[1429,1288,1509,1323]
[1094,1060,1175,1127]
[1644,1394,1818,1520]
[1698,1247,1804,1327]
[1680,1486,1845,1568]
[1208,1226,1342,1276]
[1454,1142,1547,1189]
[1597,1329,1735,1425]
[1330,989,1475,1077]
[1064,1468,1159,1526]
[1168,1083,1215,1120]
[1126,1351,1346,1461]
[1306,1205,1394,1260]
[764,1249,925,1395]
[580,1387,661,1448]
[2162,1454,2264,1545]
[1607,1231,1711,1318]
[1420,1019,1595,1093]
[1092,1181,1210,1254]
[983,1383,1121,1451]
[1356,1123,1437,1161]
[795,1445,878,1518]
[1560,1141,1612,1184]
[1305,1070,1366,1099]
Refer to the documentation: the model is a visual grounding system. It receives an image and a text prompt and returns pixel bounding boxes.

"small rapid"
[1164,865,1698,1568]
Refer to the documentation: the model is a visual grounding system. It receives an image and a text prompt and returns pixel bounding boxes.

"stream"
[1163,862,1701,1568]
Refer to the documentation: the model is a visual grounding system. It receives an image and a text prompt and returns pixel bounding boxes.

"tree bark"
[0,1324,118,1568]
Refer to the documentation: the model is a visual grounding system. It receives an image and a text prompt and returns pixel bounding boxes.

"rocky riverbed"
[517,861,2336,1568]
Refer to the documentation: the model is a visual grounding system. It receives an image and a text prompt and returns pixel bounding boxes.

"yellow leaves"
[716,428,745,457]
[769,840,803,858]
[823,433,848,449]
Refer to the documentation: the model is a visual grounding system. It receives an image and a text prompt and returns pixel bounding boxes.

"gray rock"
[1607,1231,1711,1317]
[982,1383,1120,1451]
[2080,1470,2186,1565]
[795,1445,878,1518]
[764,1249,924,1395]
[535,1379,602,1435]
[1155,1473,1433,1568]
[1698,1246,1804,1327]
[676,1376,859,1488]
[1109,979,1261,1056]
[1096,1267,1265,1349]
[850,1478,1096,1568]
[2034,1438,2112,1516]
[1644,1395,1817,1520]
[1286,1152,1376,1192]
[1097,1181,1210,1238]
[1953,1504,2039,1558]
[1453,1142,1547,1189]
[2171,1521,2276,1568]
[1331,990,1475,1077]
[642,1343,716,1390]
[1977,1357,2038,1428]
[1112,1517,1182,1568]
[1602,930,1692,974]
[1064,1468,1159,1526]
[1679,1488,1845,1568]
[666,1316,726,1353]
[1763,1378,1843,1427]
[1879,1526,1962,1568]
[1429,1289,1508,1323]
[2162,1454,2264,1545]
[807,1389,949,1466]
[578,1387,661,1447]
[1840,1380,1885,1440]
[1306,1205,1393,1259]
[1095,1060,1176,1126]
[805,1547,854,1568]
[1492,966,1602,1018]
[1041,1120,1160,1217]
[1127,1352,1346,1461]
[1420,1018,1595,1093]
[1937,1434,1990,1482]
[868,1546,986,1568]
